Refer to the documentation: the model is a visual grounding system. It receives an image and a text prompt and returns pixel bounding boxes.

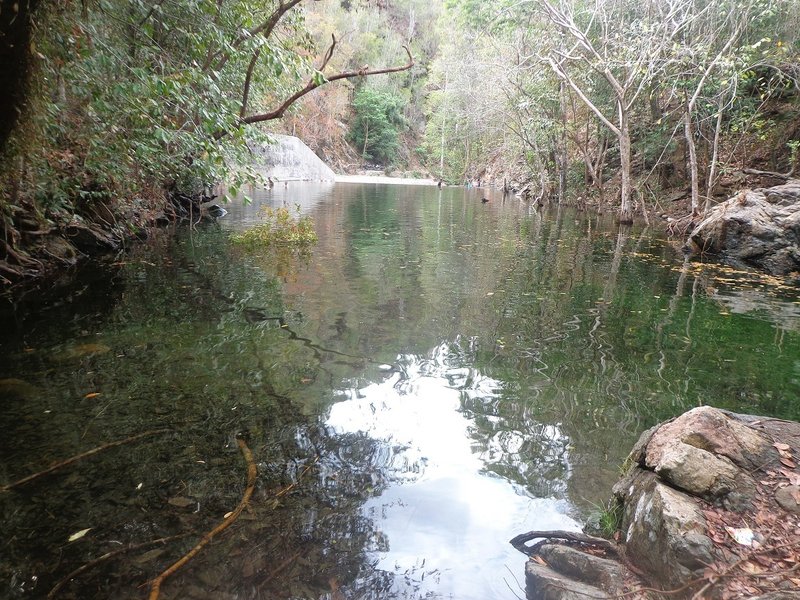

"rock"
[52,342,112,362]
[204,204,228,218]
[616,469,717,587]
[41,236,78,265]
[0,378,40,401]
[537,544,624,594]
[525,561,611,600]
[516,407,800,599]
[685,180,800,275]
[644,406,774,471]
[774,485,800,515]
[249,134,336,181]
[652,441,753,505]
[65,222,121,253]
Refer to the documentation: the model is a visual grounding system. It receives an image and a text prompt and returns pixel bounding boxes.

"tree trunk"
[0,0,39,148]
[684,103,700,216]
[618,106,633,224]
[705,96,724,213]
[558,81,568,202]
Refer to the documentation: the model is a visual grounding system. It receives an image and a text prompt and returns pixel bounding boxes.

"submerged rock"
[685,180,800,275]
[514,407,800,599]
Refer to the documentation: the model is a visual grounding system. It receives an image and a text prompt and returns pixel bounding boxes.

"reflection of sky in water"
[327,344,579,599]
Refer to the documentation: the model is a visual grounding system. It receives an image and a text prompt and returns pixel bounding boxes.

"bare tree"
[540,0,701,222]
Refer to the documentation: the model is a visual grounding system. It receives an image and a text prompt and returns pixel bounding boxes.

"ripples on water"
[1,181,799,599]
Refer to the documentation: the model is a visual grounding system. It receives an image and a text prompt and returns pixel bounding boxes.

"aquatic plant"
[230,206,318,248]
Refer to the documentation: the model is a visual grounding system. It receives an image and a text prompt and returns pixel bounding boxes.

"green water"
[1,182,799,599]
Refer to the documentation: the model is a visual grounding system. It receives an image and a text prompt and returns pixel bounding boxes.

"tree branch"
[240,47,262,119]
[208,0,307,73]
[545,56,620,137]
[240,42,414,127]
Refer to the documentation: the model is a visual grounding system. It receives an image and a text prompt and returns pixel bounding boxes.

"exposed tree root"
[147,436,257,600]
[0,429,171,493]
[46,534,189,599]
[509,530,619,557]
[1,238,41,268]
[743,167,794,180]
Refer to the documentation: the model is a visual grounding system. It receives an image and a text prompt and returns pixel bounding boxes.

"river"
[1,181,799,599]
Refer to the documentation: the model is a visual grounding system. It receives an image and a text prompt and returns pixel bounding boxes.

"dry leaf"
[68,528,91,542]
[779,469,800,486]
[779,457,797,469]
[739,561,764,574]
[532,556,547,566]
[725,526,755,546]
[84,392,101,399]
[774,442,791,452]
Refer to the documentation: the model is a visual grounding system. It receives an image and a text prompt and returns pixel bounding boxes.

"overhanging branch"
[241,39,414,126]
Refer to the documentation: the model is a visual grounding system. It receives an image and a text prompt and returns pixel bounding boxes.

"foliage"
[19,3,316,210]
[348,88,408,165]
[586,499,624,539]
[419,0,800,212]
[230,206,318,248]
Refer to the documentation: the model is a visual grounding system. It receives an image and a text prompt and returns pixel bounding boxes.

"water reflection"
[327,342,577,599]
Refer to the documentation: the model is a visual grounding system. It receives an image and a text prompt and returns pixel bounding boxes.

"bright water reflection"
[327,342,577,599]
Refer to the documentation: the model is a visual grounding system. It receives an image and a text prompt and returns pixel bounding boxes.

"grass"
[585,499,624,539]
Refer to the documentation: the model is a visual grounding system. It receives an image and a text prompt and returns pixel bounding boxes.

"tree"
[348,88,407,164]
[540,0,684,223]
[0,0,414,280]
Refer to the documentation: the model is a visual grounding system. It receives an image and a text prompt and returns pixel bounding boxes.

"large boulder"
[514,407,800,599]
[686,180,800,275]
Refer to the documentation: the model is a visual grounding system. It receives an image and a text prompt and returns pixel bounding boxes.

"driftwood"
[509,530,619,557]
[147,437,257,600]
[0,429,171,493]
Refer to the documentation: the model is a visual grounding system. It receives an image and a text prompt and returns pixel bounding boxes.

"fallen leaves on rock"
[696,428,800,599]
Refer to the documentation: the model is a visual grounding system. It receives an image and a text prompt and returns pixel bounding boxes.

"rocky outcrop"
[515,407,800,599]
[685,180,800,275]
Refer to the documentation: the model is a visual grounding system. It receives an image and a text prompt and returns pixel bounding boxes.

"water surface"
[1,182,799,599]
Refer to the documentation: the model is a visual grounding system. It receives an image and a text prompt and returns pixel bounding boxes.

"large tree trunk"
[0,0,39,149]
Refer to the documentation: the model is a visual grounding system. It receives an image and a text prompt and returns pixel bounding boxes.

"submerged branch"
[0,429,171,493]
[47,534,189,599]
[147,436,257,600]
